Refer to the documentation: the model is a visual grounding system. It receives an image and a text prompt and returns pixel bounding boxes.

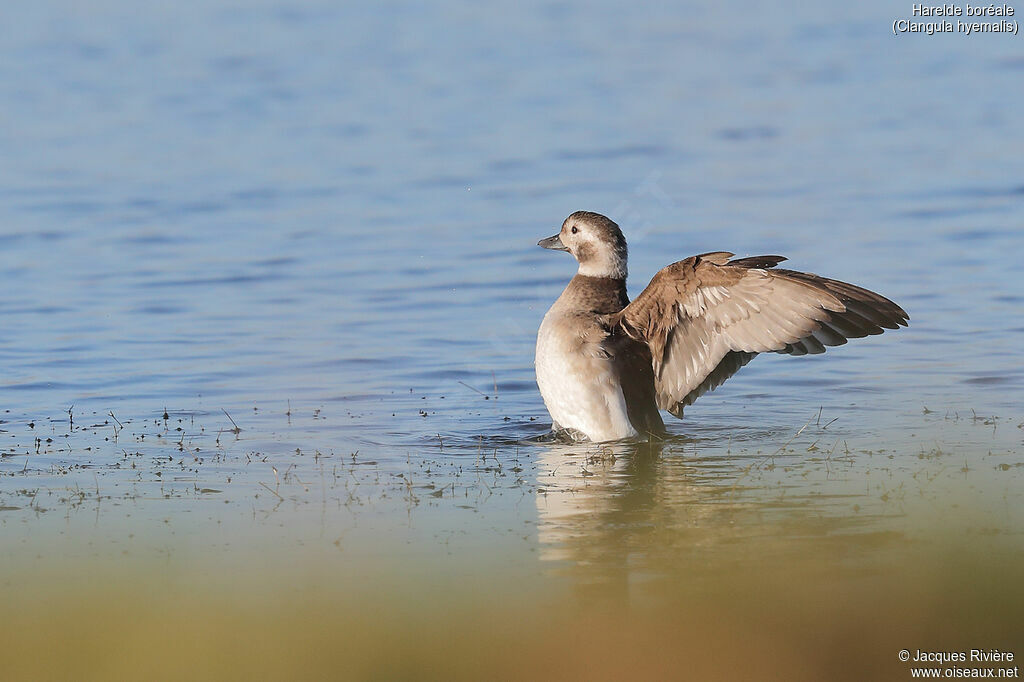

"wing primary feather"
[811,325,847,347]
[801,336,827,354]
[784,341,809,356]
[727,255,788,269]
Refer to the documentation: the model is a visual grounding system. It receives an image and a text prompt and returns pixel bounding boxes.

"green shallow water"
[2,0,1023,678]
[2,405,1022,680]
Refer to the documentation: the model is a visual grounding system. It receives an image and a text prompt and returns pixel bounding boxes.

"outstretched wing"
[612,253,908,417]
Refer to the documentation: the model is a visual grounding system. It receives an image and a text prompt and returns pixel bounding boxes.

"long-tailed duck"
[535,211,908,441]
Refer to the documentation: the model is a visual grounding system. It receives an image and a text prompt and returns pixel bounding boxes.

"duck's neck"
[576,248,627,279]
[564,274,629,314]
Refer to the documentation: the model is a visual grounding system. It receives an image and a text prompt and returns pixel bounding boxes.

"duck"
[534,211,909,442]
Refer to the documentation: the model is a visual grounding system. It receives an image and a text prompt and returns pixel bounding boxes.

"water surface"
[1,1,1022,679]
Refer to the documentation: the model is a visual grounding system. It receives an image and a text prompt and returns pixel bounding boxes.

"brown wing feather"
[614,255,908,418]
[667,350,757,418]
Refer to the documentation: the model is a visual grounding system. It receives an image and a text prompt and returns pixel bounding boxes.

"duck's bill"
[538,234,568,251]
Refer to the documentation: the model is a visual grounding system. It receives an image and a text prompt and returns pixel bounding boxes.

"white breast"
[535,308,637,442]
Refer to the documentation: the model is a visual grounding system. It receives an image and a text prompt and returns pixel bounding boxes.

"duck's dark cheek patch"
[576,242,593,262]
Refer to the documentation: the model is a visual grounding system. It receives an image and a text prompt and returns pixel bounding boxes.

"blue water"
[1,0,1022,581]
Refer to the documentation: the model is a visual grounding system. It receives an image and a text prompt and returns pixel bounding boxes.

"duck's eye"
[571,226,578,234]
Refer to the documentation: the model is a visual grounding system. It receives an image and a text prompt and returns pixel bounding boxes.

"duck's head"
[538,211,628,279]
